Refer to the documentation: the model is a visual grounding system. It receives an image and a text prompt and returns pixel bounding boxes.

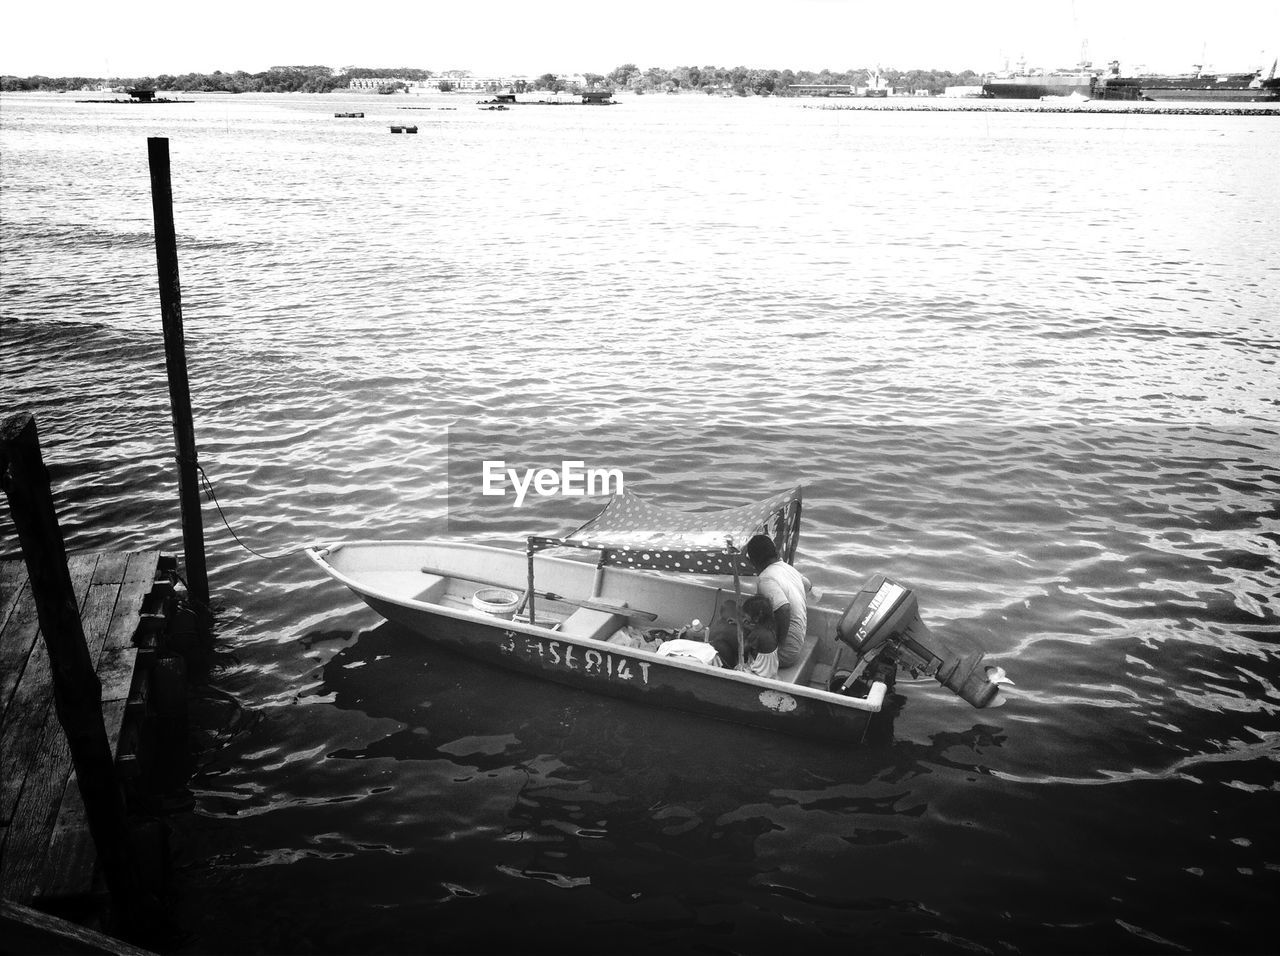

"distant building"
[788,84,854,96]
[348,76,433,91]
[433,70,493,91]
[434,71,593,92]
[347,69,591,94]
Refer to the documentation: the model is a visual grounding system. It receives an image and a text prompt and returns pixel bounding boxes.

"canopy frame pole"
[525,539,536,627]
[590,550,608,599]
[728,538,745,671]
[783,486,803,564]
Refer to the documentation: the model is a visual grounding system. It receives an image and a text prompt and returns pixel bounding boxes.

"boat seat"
[416,573,448,603]
[558,607,627,641]
[370,571,447,603]
[777,631,821,685]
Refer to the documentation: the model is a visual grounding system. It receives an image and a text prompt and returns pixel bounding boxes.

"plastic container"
[677,619,706,641]
[472,588,522,619]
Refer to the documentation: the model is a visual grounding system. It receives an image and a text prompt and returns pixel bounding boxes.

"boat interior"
[319,541,845,693]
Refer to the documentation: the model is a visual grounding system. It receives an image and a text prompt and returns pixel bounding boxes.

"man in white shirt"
[744,534,807,669]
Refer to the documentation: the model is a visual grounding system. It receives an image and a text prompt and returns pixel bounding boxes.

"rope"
[167,566,217,617]
[196,463,307,561]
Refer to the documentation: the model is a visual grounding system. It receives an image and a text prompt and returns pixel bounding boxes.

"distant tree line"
[1,63,983,96]
[602,63,983,96]
[2,65,410,94]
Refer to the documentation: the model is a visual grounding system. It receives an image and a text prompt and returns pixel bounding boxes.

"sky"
[2,0,1277,79]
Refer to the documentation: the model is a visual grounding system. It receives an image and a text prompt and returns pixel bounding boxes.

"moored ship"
[1137,61,1280,102]
[982,56,1096,99]
[1092,61,1148,101]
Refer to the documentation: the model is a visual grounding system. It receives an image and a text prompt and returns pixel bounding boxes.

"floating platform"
[75,90,191,105]
[389,125,419,134]
[1,550,182,912]
[477,90,617,106]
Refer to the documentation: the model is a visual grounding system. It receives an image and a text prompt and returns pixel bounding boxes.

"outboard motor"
[834,574,1008,708]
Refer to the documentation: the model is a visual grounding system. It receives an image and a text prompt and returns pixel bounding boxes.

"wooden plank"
[88,551,132,587]
[0,551,165,907]
[1,565,126,898]
[100,697,130,754]
[110,698,139,783]
[41,697,135,903]
[0,557,28,585]
[122,551,162,585]
[1,707,77,900]
[0,579,127,900]
[42,555,161,903]
[65,553,103,586]
[0,578,37,719]
[96,642,141,711]
[99,554,162,709]
[0,554,99,826]
[36,770,99,902]
[0,898,157,956]
[81,583,123,674]
[88,550,132,586]
[0,554,150,717]
[0,560,27,637]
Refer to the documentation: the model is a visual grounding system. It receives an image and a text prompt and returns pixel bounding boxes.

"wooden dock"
[1,550,177,910]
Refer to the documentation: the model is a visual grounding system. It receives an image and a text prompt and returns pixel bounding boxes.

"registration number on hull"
[500,632,652,685]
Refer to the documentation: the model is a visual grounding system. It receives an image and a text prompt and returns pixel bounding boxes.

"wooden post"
[147,136,210,613]
[0,412,146,935]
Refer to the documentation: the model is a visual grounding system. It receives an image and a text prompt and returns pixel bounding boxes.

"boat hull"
[1135,72,1280,103]
[1093,78,1147,101]
[358,592,877,743]
[310,542,887,744]
[1139,87,1280,102]
[982,77,1094,99]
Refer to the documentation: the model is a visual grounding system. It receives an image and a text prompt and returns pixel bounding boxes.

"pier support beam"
[0,412,147,937]
[147,136,211,615]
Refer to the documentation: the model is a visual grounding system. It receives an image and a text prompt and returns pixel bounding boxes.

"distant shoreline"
[6,88,1276,117]
[806,100,1280,117]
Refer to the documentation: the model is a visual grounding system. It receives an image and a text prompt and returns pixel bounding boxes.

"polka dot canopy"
[547,486,802,576]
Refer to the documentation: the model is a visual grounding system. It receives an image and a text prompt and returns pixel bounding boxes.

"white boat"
[307,488,1008,743]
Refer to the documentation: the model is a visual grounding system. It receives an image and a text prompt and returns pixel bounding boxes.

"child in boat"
[707,598,739,648]
[742,595,779,679]
[709,633,738,669]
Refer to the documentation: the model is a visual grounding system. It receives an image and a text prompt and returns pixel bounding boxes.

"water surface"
[2,90,1278,954]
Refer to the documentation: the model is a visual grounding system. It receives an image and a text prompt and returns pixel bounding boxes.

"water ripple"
[3,90,1279,955]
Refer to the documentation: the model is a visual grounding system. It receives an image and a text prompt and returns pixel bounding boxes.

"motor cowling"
[836,574,1005,709]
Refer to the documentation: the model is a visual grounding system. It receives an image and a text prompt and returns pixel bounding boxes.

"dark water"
[2,91,1278,953]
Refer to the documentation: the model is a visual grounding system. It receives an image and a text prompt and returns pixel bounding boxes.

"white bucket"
[472,587,521,619]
